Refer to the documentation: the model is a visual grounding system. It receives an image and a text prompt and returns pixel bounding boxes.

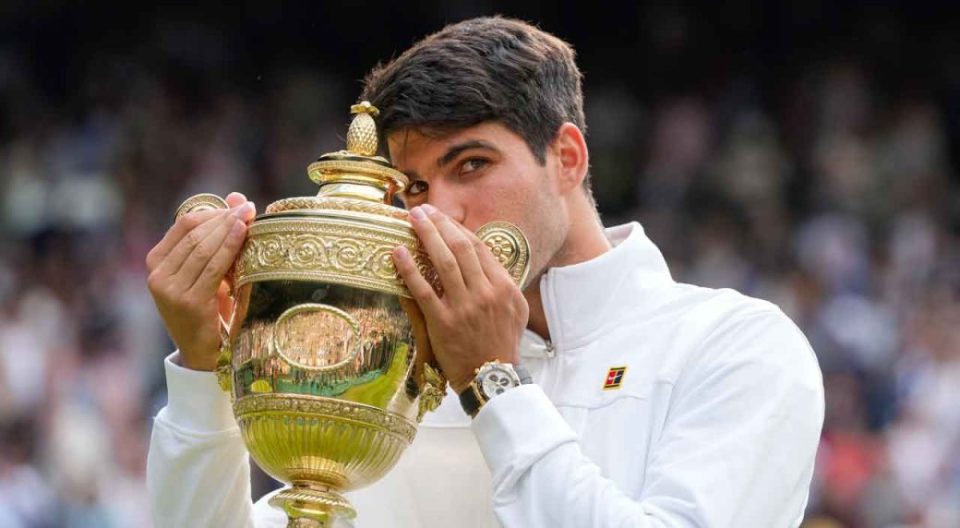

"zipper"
[539,270,563,398]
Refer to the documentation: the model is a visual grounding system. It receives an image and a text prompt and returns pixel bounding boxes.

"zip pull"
[544,340,556,358]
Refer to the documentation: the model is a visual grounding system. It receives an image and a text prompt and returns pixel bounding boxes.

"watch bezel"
[477,362,522,400]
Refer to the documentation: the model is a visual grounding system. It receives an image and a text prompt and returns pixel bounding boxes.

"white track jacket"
[147,222,825,527]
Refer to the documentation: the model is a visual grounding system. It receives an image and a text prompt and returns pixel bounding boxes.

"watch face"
[479,364,520,398]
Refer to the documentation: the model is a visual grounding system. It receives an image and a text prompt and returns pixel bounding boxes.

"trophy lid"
[264,101,410,215]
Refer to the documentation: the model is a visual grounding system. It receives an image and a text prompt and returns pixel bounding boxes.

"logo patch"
[603,366,627,390]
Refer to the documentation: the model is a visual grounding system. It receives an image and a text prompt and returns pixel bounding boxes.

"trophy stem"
[287,518,326,528]
[269,481,356,528]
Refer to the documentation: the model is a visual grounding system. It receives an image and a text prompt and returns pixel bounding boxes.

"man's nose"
[425,189,466,224]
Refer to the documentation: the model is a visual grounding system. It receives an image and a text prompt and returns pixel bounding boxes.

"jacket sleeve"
[471,311,825,528]
[146,352,258,528]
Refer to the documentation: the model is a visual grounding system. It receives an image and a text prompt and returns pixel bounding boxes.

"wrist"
[179,349,218,372]
[452,353,520,394]
[451,378,472,395]
[458,360,531,418]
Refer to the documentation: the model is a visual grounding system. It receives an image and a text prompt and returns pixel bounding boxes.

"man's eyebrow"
[437,140,499,168]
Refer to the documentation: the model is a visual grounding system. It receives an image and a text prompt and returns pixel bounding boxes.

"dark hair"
[361,16,587,167]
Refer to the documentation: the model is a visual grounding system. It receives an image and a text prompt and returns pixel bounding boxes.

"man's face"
[387,121,568,288]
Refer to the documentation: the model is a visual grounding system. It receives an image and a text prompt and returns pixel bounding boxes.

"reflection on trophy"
[174,102,530,527]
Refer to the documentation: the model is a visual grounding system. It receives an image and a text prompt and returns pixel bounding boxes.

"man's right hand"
[146,192,257,371]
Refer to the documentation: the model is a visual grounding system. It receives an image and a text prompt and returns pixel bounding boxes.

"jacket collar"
[521,222,674,358]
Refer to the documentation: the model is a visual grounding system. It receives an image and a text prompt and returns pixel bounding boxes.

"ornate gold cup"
[174,102,530,527]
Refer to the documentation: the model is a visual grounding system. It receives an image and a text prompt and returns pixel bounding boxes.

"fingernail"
[394,246,410,259]
[410,207,426,221]
[421,204,437,215]
[232,202,254,218]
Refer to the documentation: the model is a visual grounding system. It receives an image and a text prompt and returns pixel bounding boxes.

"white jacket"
[147,222,824,527]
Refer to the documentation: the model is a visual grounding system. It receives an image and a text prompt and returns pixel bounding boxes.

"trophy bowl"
[174,103,529,527]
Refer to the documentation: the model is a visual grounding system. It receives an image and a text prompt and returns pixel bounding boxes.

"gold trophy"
[174,102,530,527]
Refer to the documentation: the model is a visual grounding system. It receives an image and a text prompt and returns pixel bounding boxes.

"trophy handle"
[175,193,237,393]
[476,221,531,288]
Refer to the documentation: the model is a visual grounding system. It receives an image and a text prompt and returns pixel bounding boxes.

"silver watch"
[459,360,532,417]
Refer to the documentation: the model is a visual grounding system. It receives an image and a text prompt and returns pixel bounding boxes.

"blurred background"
[1,1,958,526]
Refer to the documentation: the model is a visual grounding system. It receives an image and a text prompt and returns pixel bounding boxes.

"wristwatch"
[459,360,532,418]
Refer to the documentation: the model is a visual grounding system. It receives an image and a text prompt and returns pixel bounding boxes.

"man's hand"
[146,192,256,371]
[392,204,529,393]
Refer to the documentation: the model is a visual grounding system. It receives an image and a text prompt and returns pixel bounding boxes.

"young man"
[146,17,824,527]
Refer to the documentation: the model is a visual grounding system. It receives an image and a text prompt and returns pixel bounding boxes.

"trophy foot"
[269,482,356,528]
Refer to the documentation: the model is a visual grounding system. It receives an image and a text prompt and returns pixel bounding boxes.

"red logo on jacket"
[603,366,626,389]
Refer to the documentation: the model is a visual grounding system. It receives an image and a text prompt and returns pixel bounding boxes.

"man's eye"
[406,180,429,196]
[460,158,488,174]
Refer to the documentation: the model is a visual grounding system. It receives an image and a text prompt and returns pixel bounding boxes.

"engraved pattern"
[175,193,228,220]
[274,486,352,507]
[265,197,410,219]
[234,218,524,296]
[234,393,417,442]
[234,218,440,297]
[347,112,378,156]
[486,233,518,267]
[477,222,531,287]
[417,363,447,422]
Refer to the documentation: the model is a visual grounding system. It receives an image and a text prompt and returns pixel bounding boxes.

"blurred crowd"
[1,4,958,527]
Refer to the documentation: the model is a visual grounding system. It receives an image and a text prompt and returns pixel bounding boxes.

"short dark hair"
[361,16,587,167]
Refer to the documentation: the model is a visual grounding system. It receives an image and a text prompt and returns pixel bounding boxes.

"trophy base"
[269,481,356,527]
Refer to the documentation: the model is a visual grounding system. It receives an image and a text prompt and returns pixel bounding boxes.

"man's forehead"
[386,128,434,153]
[387,127,460,155]
[387,127,465,169]
[386,122,508,163]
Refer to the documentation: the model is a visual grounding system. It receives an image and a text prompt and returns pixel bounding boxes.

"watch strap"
[515,364,533,385]
[459,384,484,418]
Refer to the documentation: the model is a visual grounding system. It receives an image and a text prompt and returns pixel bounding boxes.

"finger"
[225,192,247,208]
[393,245,443,315]
[146,208,223,271]
[454,222,512,285]
[157,203,248,281]
[189,219,247,296]
[422,204,487,290]
[225,194,257,224]
[239,201,256,223]
[409,206,466,298]
[175,213,243,291]
[152,210,233,277]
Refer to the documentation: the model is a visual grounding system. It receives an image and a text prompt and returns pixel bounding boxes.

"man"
[146,17,824,527]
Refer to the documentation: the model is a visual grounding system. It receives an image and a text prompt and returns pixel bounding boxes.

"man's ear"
[552,122,589,194]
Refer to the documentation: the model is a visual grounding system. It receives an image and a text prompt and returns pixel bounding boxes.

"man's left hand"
[392,204,529,394]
